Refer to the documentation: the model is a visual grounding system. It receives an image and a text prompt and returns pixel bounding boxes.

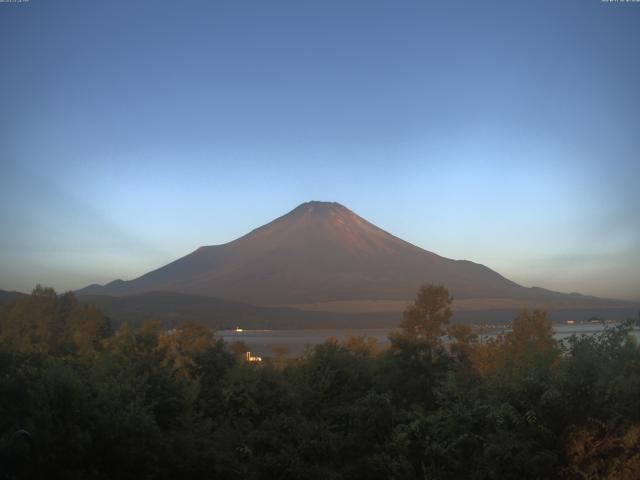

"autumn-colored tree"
[271,345,290,369]
[448,323,476,344]
[134,319,163,354]
[0,286,110,355]
[565,422,640,479]
[469,309,557,375]
[0,285,56,352]
[343,335,381,356]
[66,304,111,355]
[506,309,556,355]
[103,322,135,353]
[158,320,217,374]
[447,323,478,361]
[1,284,639,479]
[468,338,505,375]
[394,284,453,344]
[229,340,249,357]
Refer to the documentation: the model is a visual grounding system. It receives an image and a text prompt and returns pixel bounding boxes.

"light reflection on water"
[218,324,640,357]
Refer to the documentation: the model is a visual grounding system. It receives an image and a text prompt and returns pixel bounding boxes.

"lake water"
[219,323,640,357]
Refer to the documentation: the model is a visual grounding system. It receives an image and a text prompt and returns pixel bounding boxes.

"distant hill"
[0,289,27,305]
[3,288,634,330]
[80,291,637,330]
[78,291,398,330]
[78,201,621,311]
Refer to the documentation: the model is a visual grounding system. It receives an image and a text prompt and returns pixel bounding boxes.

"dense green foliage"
[1,285,639,479]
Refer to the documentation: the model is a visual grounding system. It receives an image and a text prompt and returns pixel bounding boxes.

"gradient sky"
[1,0,639,300]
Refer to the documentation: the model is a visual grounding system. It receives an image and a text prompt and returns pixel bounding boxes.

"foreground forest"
[1,286,639,479]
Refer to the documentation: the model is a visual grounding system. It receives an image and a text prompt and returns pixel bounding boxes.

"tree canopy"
[0,285,638,479]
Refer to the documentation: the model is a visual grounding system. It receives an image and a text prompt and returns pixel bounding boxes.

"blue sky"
[1,0,639,300]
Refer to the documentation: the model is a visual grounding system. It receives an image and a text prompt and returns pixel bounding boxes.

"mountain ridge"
[76,201,614,307]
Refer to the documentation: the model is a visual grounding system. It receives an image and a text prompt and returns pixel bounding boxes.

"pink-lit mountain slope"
[77,201,613,307]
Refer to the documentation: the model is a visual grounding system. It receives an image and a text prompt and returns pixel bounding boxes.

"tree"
[0,287,110,355]
[394,284,453,344]
[0,286,57,353]
[158,320,218,375]
[343,335,381,356]
[384,285,453,408]
[271,345,289,369]
[470,309,557,375]
[506,309,555,355]
[448,323,478,363]
[67,304,111,355]
[229,340,249,357]
[565,421,640,479]
[103,322,135,354]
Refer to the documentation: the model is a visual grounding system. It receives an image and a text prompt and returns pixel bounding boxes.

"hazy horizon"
[1,1,639,300]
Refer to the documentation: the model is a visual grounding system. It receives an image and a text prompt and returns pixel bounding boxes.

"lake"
[219,323,640,357]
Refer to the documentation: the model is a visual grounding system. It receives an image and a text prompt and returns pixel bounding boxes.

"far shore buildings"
[245,351,262,363]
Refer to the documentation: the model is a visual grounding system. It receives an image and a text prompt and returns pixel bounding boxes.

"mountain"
[0,289,27,305]
[77,201,625,312]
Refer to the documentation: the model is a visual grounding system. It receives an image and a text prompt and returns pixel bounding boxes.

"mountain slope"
[77,201,600,305]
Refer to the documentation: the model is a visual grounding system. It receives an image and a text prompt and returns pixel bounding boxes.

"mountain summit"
[78,201,583,305]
